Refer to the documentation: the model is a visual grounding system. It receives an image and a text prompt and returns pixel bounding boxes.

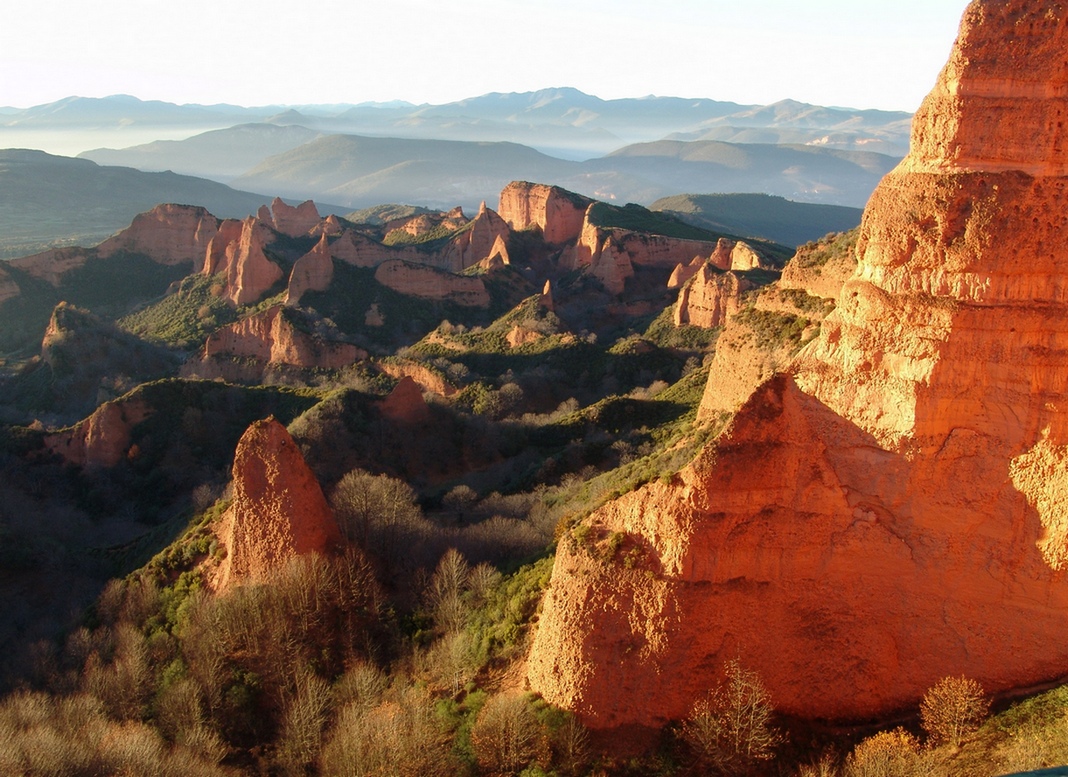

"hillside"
[0,150,276,258]
[650,192,864,247]
[231,134,576,210]
[80,123,325,181]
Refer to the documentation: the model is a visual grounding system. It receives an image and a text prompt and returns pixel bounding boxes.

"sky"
[2,0,968,112]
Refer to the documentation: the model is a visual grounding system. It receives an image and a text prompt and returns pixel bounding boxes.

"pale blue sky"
[2,0,967,111]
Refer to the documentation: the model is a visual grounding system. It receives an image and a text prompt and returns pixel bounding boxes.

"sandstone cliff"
[569,210,733,295]
[285,233,334,305]
[439,203,512,272]
[97,204,220,266]
[373,259,490,307]
[673,265,754,329]
[202,216,283,306]
[267,197,321,238]
[45,397,152,468]
[498,181,592,245]
[215,417,343,590]
[188,305,365,380]
[528,0,1068,728]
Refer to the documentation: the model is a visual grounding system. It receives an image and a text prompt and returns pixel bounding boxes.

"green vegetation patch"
[586,201,723,241]
[733,306,813,351]
[793,228,860,270]
[119,272,238,349]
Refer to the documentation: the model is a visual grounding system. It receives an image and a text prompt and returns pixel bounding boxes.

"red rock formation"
[203,217,283,306]
[45,398,151,468]
[539,280,555,312]
[97,204,220,266]
[569,211,727,294]
[506,325,543,348]
[729,240,765,271]
[528,0,1068,729]
[779,232,858,300]
[378,376,431,424]
[193,305,364,373]
[10,248,90,286]
[374,259,490,307]
[215,418,342,590]
[667,257,705,290]
[440,203,512,271]
[376,360,458,397]
[498,181,592,244]
[673,266,753,328]
[269,197,321,237]
[286,234,334,305]
[312,213,343,237]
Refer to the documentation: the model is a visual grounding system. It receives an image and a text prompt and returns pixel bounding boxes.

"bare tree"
[470,692,546,776]
[920,676,991,747]
[845,728,921,777]
[680,659,780,775]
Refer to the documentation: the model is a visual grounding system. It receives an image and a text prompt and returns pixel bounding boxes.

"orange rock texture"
[498,181,592,244]
[286,234,334,305]
[194,305,364,373]
[215,418,342,590]
[440,203,512,271]
[373,259,490,307]
[45,398,151,468]
[202,217,282,306]
[267,197,321,238]
[97,204,220,266]
[673,266,754,328]
[527,0,1068,729]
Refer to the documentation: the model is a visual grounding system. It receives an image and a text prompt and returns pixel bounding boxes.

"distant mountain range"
[75,126,897,213]
[3,89,911,160]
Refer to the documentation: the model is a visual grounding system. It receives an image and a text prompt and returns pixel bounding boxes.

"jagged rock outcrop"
[528,0,1068,729]
[97,204,220,266]
[374,260,490,307]
[189,305,364,379]
[286,234,334,305]
[570,211,727,295]
[539,280,555,312]
[215,418,342,590]
[268,197,321,238]
[45,397,151,468]
[673,266,754,328]
[202,216,282,306]
[376,360,458,397]
[667,257,705,290]
[440,203,512,271]
[498,181,592,244]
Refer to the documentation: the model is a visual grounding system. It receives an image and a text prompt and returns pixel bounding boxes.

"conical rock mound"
[216,417,342,590]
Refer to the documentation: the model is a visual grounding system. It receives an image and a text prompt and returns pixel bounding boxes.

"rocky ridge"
[527,0,1068,729]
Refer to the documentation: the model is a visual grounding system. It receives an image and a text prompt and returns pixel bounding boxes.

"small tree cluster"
[681,659,780,775]
[845,728,921,777]
[919,675,990,747]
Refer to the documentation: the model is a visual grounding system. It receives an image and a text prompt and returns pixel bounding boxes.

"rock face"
[97,204,220,266]
[268,197,321,238]
[193,305,364,375]
[441,203,512,271]
[45,398,151,468]
[376,360,458,397]
[202,217,282,306]
[378,376,431,425]
[528,0,1068,729]
[286,234,334,305]
[498,181,592,244]
[216,418,342,590]
[673,265,754,328]
[570,215,728,295]
[374,260,490,307]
